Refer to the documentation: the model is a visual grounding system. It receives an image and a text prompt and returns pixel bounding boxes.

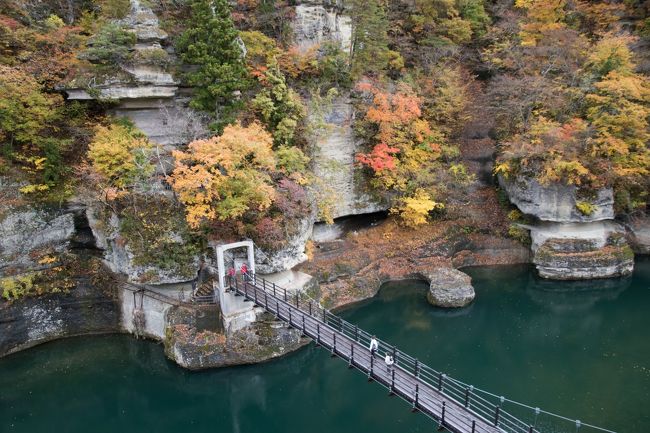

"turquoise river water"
[1,259,649,433]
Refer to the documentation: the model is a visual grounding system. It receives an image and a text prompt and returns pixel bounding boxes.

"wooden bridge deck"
[230,277,506,433]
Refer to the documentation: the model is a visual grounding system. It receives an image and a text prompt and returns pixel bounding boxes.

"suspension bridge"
[227,273,618,433]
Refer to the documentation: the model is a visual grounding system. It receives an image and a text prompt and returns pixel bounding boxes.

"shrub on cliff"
[79,22,135,68]
[251,65,306,147]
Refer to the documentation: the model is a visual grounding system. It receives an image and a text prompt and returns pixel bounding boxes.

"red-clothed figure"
[240,263,248,275]
[226,267,236,289]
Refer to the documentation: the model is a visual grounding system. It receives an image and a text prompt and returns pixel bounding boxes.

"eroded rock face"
[293,1,351,53]
[423,268,475,308]
[86,205,200,285]
[0,277,119,357]
[0,207,75,272]
[499,176,614,223]
[164,306,306,370]
[66,1,207,149]
[499,175,637,279]
[312,97,388,220]
[530,222,634,280]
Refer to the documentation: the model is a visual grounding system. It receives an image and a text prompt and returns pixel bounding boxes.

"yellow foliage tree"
[170,122,277,228]
[515,0,567,46]
[88,123,154,191]
[391,189,444,228]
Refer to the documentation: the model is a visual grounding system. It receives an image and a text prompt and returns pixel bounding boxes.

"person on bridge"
[369,336,378,353]
[227,267,236,288]
[384,354,395,373]
[240,263,248,280]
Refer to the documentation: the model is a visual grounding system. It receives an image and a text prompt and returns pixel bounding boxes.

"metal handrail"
[236,273,617,433]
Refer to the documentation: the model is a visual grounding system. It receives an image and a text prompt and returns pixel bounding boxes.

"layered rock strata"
[501,176,634,279]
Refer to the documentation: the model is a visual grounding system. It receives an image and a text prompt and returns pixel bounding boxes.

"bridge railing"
[237,273,617,433]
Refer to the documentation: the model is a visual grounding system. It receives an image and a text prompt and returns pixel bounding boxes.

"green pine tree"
[348,0,390,77]
[177,0,250,132]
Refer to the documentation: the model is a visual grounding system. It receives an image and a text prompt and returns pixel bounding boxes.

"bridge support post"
[288,309,292,327]
[275,300,279,319]
[301,315,306,337]
[465,385,473,408]
[411,384,419,412]
[315,324,320,347]
[438,372,445,391]
[494,406,501,427]
[349,343,354,369]
[309,301,312,316]
[389,369,395,396]
[331,333,337,357]
[368,354,374,382]
[471,420,476,433]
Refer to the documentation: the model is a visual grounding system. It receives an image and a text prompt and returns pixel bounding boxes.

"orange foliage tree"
[170,122,277,228]
[355,81,441,191]
[354,81,469,226]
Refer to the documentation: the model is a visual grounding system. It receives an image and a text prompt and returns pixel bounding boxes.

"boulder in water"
[423,268,475,308]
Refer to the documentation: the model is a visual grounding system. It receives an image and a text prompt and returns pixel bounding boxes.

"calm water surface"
[1,259,649,433]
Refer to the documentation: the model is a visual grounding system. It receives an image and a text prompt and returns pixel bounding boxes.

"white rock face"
[526,221,634,280]
[527,221,626,253]
[293,2,351,53]
[120,285,175,339]
[312,97,387,220]
[0,209,74,270]
[65,0,206,148]
[499,176,614,223]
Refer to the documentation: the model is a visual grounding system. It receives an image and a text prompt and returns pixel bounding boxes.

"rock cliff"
[500,175,635,280]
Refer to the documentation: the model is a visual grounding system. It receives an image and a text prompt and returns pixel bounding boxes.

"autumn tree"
[355,81,471,226]
[391,189,444,228]
[515,0,567,47]
[177,0,250,132]
[0,65,67,191]
[170,122,277,228]
[251,65,306,147]
[88,122,155,193]
[585,36,650,209]
[489,5,650,212]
